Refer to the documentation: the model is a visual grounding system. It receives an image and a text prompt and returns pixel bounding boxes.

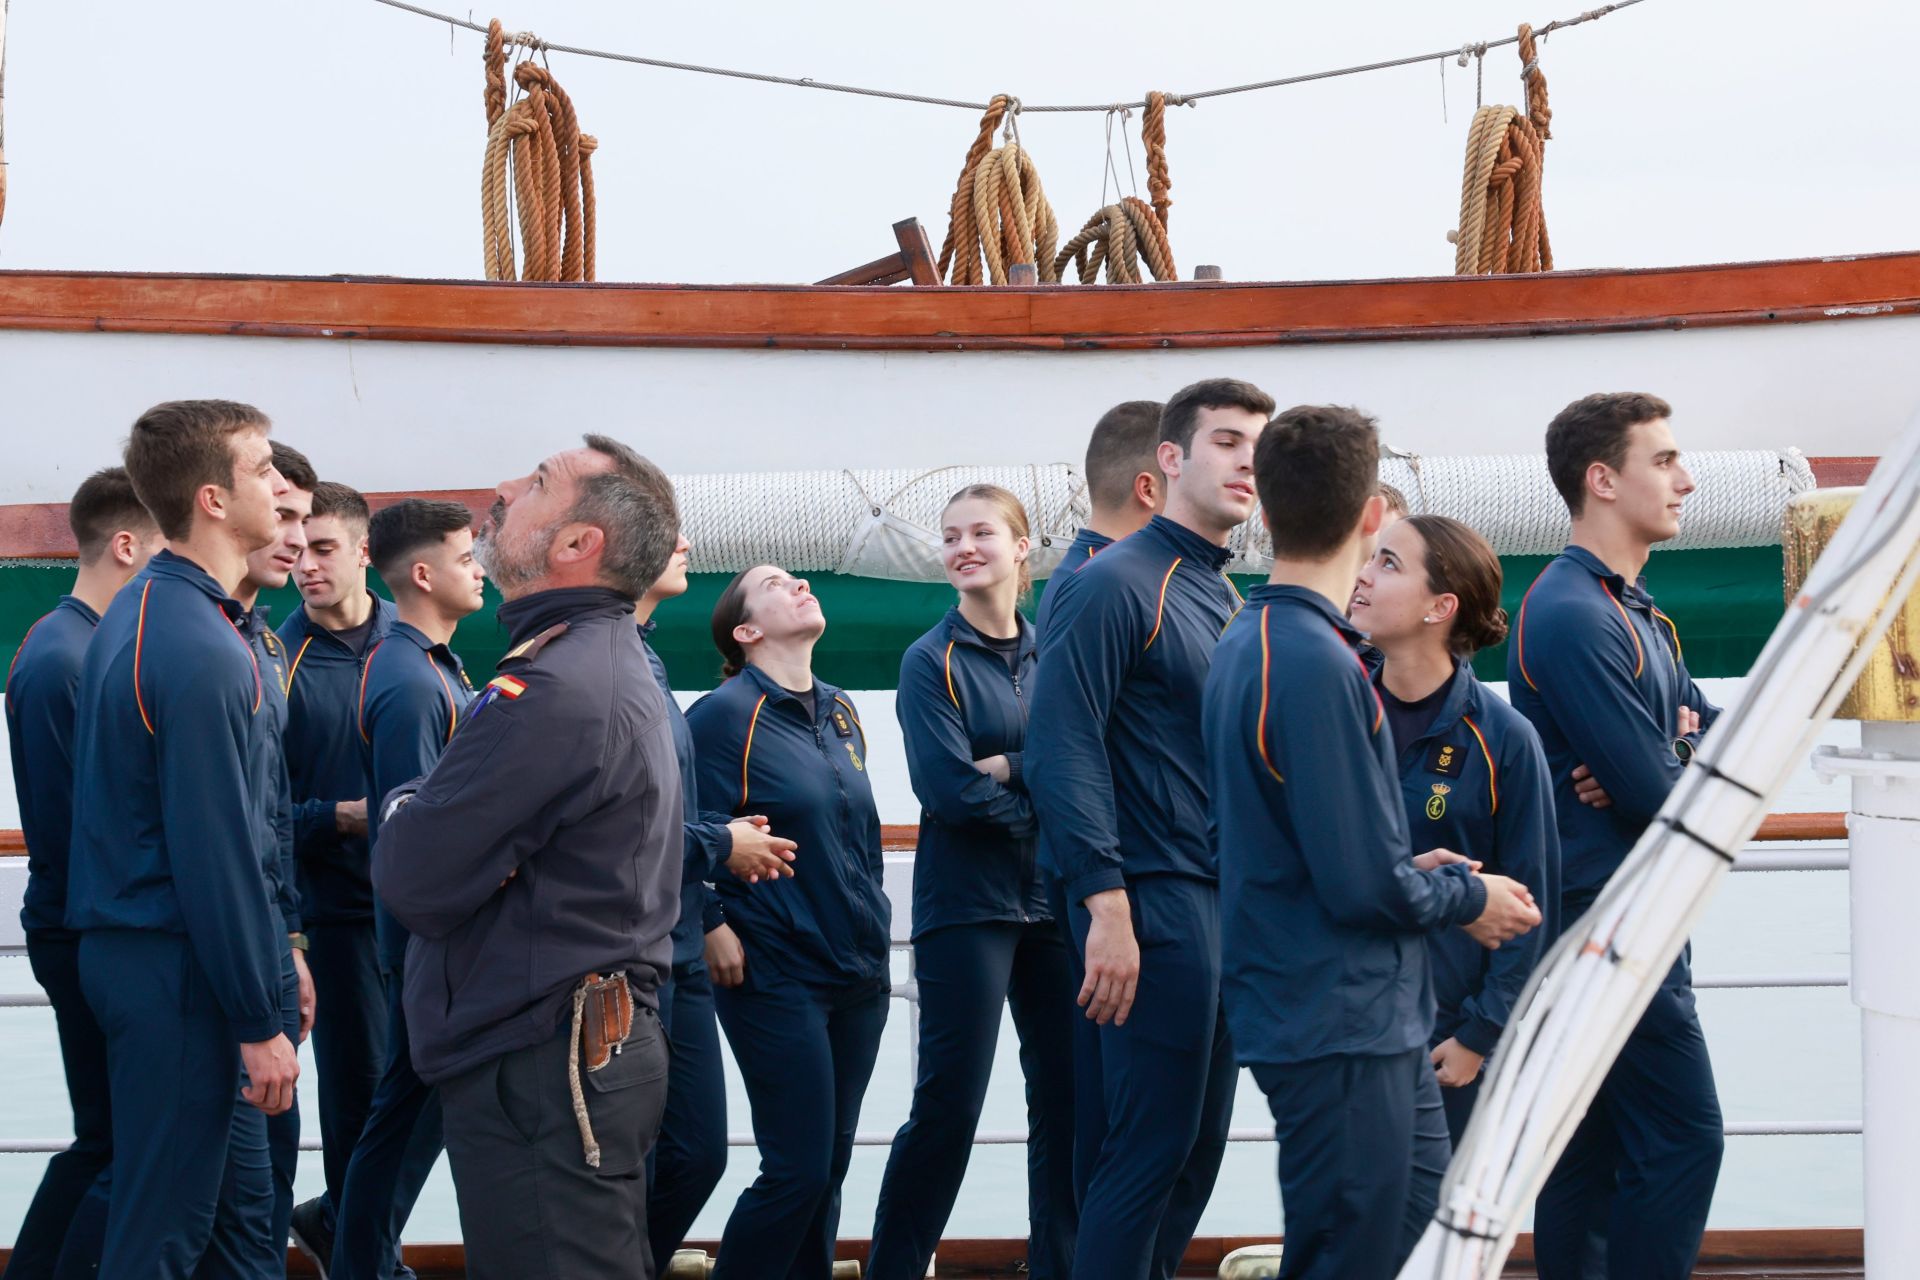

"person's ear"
[355,537,371,569]
[1133,471,1159,510]
[110,530,138,568]
[732,622,762,649]
[1586,461,1618,507]
[552,523,606,567]
[1359,493,1386,539]
[1427,593,1460,627]
[197,483,228,526]
[1156,440,1184,486]
[411,560,432,595]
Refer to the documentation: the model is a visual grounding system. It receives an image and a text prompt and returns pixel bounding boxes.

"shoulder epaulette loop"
[500,621,570,667]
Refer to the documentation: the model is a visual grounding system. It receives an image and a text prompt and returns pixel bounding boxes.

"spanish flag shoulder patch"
[487,675,527,700]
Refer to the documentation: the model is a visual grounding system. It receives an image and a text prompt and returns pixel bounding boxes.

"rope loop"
[479,17,599,281]
[938,99,1060,285]
[1449,29,1553,277]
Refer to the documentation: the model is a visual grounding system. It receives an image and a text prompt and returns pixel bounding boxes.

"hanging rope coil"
[480,18,599,282]
[937,98,1060,285]
[1450,24,1552,275]
[1143,90,1173,231]
[1054,197,1177,283]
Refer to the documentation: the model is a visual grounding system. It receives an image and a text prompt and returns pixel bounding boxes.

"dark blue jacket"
[6,597,100,937]
[1508,546,1721,909]
[1034,527,1113,635]
[66,551,287,1043]
[278,594,396,925]
[358,619,473,972]
[1379,659,1559,1056]
[374,588,683,1083]
[897,608,1043,939]
[687,665,890,988]
[1026,514,1241,905]
[641,621,734,970]
[243,606,303,935]
[1205,585,1489,1066]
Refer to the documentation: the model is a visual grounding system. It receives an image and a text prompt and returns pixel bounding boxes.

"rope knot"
[504,29,543,51]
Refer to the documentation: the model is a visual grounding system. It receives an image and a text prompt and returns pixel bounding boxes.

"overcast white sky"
[3,0,1917,284]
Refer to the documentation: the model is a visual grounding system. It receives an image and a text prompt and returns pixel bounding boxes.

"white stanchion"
[1817,723,1920,1275]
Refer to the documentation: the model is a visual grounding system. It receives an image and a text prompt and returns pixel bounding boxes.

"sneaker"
[288,1196,335,1279]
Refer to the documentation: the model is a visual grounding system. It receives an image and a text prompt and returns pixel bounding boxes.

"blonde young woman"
[868,486,1076,1280]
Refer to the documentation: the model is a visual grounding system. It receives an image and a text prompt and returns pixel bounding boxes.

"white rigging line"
[367,0,1648,115]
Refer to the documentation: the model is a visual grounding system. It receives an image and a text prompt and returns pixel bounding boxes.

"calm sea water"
[0,678,1865,1245]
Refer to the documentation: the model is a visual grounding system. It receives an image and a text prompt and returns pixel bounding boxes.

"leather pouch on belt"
[578,972,633,1072]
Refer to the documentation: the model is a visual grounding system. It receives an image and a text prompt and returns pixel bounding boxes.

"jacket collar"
[1142,514,1234,573]
[1070,527,1114,555]
[145,549,245,620]
[56,595,101,627]
[942,606,1035,661]
[1373,656,1481,744]
[389,619,457,661]
[1559,544,1655,608]
[738,661,837,719]
[1248,581,1363,646]
[287,591,396,648]
[495,586,633,647]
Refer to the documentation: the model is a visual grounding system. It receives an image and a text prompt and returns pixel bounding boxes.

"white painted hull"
[1,314,1913,503]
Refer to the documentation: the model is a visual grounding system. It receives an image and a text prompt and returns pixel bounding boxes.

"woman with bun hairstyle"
[685,566,891,1280]
[868,486,1076,1280]
[1348,514,1561,1142]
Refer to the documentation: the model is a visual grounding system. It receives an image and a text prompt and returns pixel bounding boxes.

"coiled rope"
[937,97,1061,285]
[1056,91,1180,283]
[481,18,599,282]
[1055,197,1177,283]
[1451,24,1552,275]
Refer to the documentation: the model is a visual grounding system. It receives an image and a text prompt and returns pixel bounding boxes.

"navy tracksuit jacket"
[331,617,470,1280]
[1380,658,1559,1142]
[275,593,396,1224]
[687,665,891,1280]
[870,609,1076,1280]
[1206,585,1491,1280]
[242,606,309,1259]
[5,596,112,1277]
[66,550,289,1280]
[1034,527,1113,635]
[1509,546,1724,1280]
[641,621,734,1274]
[1026,514,1241,1280]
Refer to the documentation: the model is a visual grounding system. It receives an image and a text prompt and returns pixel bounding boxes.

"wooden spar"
[2,250,1920,351]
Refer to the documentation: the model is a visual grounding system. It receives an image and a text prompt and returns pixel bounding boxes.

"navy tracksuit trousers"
[647,961,730,1275]
[868,920,1078,1280]
[1253,1048,1450,1280]
[78,930,279,1280]
[268,952,303,1262]
[1046,876,1107,1212]
[7,934,110,1280]
[1064,875,1236,1280]
[711,963,889,1280]
[331,966,444,1280]
[1533,959,1724,1280]
[306,921,387,1226]
[1437,1072,1483,1149]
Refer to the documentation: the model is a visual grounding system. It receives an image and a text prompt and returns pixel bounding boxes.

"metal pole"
[1819,722,1920,1277]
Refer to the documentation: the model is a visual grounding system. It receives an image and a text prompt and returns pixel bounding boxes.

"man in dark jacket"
[373,435,682,1279]
[1036,399,1165,633]
[66,400,300,1279]
[1026,378,1269,1280]
[4,467,160,1279]
[1510,393,1724,1280]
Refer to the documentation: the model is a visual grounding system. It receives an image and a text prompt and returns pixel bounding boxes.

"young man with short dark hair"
[1204,405,1540,1280]
[66,400,300,1278]
[1026,377,1270,1280]
[1511,392,1724,1280]
[4,467,161,1279]
[329,498,485,1280]
[278,480,403,1273]
[233,440,322,1266]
